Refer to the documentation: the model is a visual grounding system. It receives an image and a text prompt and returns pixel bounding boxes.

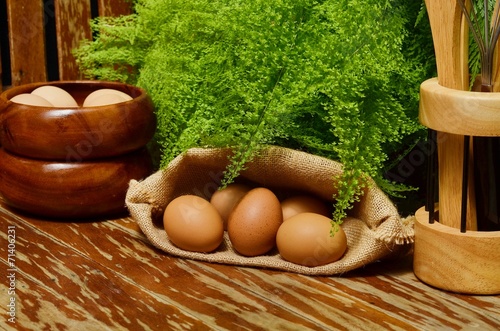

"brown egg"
[83,93,129,107]
[10,93,53,107]
[83,88,133,107]
[31,85,78,107]
[228,187,283,256]
[210,183,251,229]
[281,195,331,221]
[163,195,224,253]
[276,213,347,267]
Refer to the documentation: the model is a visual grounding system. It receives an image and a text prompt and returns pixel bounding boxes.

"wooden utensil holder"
[414,78,500,294]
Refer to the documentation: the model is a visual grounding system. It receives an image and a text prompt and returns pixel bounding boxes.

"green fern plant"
[75,0,434,230]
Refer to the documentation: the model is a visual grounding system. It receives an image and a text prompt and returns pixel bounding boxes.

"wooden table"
[1,197,499,331]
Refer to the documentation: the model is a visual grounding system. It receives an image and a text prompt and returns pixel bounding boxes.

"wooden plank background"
[98,0,132,17]
[5,0,47,87]
[0,0,132,91]
[54,0,93,81]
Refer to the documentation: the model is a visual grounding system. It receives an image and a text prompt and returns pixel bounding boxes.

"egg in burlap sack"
[125,146,414,275]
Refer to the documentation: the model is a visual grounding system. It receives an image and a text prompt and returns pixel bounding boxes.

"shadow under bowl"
[0,80,156,161]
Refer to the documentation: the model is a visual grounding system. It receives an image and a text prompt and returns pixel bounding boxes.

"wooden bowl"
[0,148,154,219]
[0,81,156,161]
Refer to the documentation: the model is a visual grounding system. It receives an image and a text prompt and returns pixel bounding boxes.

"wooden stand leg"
[437,132,477,230]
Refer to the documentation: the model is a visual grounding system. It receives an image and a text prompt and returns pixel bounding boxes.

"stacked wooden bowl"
[0,81,156,219]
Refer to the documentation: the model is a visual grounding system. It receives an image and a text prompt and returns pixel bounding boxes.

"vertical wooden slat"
[424,0,477,230]
[54,0,92,81]
[98,0,133,17]
[6,0,47,86]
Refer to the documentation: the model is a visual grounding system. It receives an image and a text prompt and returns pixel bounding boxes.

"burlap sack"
[126,146,414,275]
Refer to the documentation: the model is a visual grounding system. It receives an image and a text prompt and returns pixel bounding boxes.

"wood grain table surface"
[1,197,499,331]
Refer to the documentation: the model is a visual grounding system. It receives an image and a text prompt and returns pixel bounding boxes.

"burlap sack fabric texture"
[125,146,414,275]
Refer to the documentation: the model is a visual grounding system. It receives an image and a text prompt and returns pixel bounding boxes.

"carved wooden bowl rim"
[0,80,156,161]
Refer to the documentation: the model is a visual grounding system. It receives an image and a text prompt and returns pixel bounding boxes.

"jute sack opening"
[126,146,414,275]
